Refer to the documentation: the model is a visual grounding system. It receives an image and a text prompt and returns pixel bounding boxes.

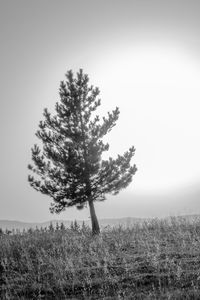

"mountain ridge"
[0,217,144,231]
[0,215,200,231]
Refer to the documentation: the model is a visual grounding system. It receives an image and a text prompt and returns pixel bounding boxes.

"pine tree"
[48,222,54,232]
[60,222,65,231]
[28,69,137,235]
[56,222,60,231]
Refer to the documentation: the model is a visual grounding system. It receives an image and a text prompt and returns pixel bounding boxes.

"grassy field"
[1,217,200,299]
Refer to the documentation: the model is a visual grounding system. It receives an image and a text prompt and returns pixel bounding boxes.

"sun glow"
[91,44,200,193]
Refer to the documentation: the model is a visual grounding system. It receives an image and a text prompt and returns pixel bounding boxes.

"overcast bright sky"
[1,0,200,222]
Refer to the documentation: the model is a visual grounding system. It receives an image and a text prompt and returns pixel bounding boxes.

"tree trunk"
[88,200,100,235]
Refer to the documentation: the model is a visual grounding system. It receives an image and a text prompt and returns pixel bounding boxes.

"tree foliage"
[28,69,137,234]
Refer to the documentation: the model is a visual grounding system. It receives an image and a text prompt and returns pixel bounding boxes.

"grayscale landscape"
[1,0,200,298]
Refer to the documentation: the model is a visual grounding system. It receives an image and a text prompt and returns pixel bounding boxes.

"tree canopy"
[28,69,137,234]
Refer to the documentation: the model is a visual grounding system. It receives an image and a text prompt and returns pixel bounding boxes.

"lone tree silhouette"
[28,69,137,234]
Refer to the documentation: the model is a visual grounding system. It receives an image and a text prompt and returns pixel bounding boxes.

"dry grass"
[1,217,200,299]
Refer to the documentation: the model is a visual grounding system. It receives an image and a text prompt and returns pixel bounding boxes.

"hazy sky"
[1,0,200,222]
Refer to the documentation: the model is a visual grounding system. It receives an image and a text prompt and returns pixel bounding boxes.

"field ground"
[1,217,200,299]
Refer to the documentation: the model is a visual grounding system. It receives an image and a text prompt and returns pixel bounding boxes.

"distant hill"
[0,215,199,231]
[0,220,72,231]
[0,217,146,231]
